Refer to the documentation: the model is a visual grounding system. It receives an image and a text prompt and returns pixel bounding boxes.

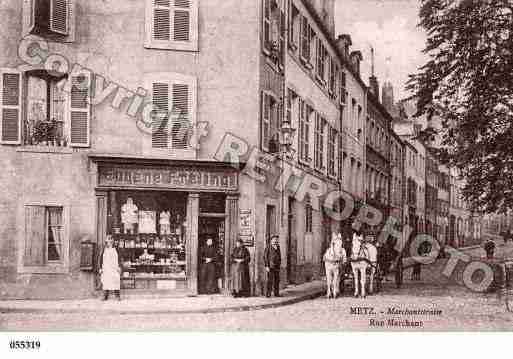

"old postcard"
[0,0,512,341]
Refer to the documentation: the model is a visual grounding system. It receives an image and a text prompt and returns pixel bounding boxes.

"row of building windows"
[0,69,197,152]
[366,116,389,158]
[22,0,199,51]
[287,0,347,107]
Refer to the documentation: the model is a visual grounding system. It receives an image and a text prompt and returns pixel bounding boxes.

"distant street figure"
[323,233,346,299]
[264,235,281,297]
[484,239,496,260]
[231,239,251,297]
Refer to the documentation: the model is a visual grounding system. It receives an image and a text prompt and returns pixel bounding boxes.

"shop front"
[90,157,239,296]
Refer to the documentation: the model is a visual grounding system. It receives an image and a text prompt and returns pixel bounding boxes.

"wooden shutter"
[22,0,36,36]
[0,69,22,145]
[152,82,169,148]
[24,206,46,266]
[69,72,91,147]
[340,71,346,105]
[261,92,270,151]
[314,113,320,168]
[153,0,171,41]
[263,0,271,52]
[300,16,308,60]
[173,0,191,42]
[170,83,190,149]
[50,0,69,35]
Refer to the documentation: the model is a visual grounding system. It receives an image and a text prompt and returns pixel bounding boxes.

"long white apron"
[101,248,121,290]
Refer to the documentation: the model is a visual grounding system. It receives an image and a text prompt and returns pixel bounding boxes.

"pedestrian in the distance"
[99,235,122,301]
[484,239,496,259]
[264,235,281,297]
[231,239,251,297]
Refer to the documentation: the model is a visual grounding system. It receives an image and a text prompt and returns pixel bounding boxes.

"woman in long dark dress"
[200,237,219,294]
[231,239,251,297]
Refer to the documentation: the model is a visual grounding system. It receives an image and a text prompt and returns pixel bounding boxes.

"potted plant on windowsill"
[32,118,63,146]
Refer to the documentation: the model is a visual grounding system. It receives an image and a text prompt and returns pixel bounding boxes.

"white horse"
[350,233,378,298]
[323,233,347,299]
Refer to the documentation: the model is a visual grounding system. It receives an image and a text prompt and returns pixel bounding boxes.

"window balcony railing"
[24,118,68,147]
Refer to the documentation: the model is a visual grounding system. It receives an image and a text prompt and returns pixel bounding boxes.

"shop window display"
[108,191,188,290]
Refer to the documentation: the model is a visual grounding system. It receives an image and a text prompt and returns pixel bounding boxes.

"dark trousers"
[103,290,120,299]
[267,267,280,296]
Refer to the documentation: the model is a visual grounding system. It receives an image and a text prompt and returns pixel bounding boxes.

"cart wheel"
[395,257,403,288]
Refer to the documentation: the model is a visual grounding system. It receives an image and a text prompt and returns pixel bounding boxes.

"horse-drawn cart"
[339,244,404,295]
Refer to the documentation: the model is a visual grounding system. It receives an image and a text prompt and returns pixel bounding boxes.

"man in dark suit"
[264,235,282,297]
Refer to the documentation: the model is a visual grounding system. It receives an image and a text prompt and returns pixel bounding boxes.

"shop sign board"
[98,164,238,192]
[239,209,253,246]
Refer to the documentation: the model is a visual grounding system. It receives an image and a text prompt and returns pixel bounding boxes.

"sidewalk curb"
[0,287,326,315]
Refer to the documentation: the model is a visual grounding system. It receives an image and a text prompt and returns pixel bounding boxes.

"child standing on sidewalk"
[99,235,122,301]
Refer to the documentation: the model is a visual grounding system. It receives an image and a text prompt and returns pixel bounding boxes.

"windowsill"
[18,265,69,275]
[144,41,199,52]
[16,145,74,154]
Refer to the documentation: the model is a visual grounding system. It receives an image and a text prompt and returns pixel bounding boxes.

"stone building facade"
[0,0,370,299]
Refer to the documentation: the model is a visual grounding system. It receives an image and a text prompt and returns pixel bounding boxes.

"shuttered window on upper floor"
[145,0,199,51]
[22,0,75,42]
[0,68,91,148]
[145,72,197,155]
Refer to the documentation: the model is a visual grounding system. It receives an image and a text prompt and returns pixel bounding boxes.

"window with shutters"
[288,0,300,51]
[262,0,285,67]
[261,91,279,153]
[0,69,91,147]
[300,16,311,64]
[339,71,346,106]
[314,114,326,171]
[22,0,75,42]
[22,205,69,273]
[145,72,197,156]
[298,99,311,164]
[316,40,326,83]
[145,0,199,51]
[330,62,338,100]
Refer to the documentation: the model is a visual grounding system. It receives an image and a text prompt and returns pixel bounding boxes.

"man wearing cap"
[264,235,282,297]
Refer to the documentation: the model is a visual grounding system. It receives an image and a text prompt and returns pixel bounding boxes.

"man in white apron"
[99,235,122,300]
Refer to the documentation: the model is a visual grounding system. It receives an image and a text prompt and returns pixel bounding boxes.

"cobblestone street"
[1,280,512,331]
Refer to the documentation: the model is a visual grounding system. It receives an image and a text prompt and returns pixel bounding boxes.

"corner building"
[0,0,367,299]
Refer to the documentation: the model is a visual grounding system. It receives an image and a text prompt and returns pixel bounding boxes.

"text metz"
[350,307,376,315]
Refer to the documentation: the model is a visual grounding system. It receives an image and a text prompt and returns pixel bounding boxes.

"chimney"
[336,34,352,60]
[349,50,363,75]
[369,46,379,99]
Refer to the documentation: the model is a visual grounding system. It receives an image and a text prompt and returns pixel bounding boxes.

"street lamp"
[279,119,297,157]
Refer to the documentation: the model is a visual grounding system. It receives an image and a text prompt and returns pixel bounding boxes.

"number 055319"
[9,340,40,350]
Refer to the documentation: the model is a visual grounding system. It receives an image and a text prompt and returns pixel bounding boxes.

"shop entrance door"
[198,216,225,294]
